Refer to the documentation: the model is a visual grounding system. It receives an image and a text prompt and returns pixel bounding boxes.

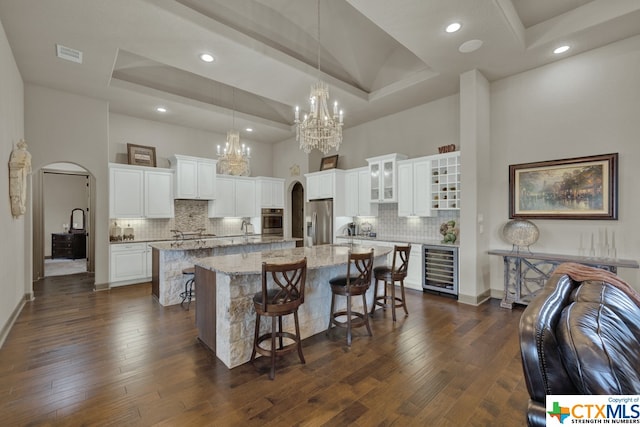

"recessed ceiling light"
[245,128,253,132]
[554,45,570,54]
[458,39,483,53]
[446,22,462,33]
[200,53,214,63]
[156,106,167,113]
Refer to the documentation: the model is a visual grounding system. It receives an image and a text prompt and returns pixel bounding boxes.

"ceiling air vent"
[56,44,83,64]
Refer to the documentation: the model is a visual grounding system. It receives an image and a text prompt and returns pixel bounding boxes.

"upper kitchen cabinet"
[366,153,408,203]
[109,164,174,218]
[256,177,285,208]
[397,157,432,217]
[170,154,217,200]
[304,169,346,216]
[430,151,460,210]
[144,169,174,218]
[208,176,257,218]
[345,167,378,217]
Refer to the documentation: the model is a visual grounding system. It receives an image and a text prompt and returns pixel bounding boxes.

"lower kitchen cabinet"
[405,244,424,291]
[110,243,147,285]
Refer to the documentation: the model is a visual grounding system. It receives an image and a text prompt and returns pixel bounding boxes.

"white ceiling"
[1,0,639,145]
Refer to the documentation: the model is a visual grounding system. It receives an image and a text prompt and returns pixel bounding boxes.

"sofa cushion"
[571,281,640,339]
[557,297,640,394]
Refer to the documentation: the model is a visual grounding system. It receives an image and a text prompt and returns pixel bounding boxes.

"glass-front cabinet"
[366,153,407,203]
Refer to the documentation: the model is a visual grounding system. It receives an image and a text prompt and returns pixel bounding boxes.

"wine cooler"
[423,245,458,297]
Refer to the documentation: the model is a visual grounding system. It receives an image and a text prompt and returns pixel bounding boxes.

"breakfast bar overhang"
[194,244,392,369]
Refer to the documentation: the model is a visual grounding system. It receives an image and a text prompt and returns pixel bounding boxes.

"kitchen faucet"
[240,219,252,236]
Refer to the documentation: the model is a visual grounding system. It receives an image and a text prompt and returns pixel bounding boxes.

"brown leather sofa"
[519,265,640,427]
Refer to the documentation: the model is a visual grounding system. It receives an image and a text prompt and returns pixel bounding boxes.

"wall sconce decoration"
[8,139,32,218]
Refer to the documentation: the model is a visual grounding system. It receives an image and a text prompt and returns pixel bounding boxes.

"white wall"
[0,18,26,345]
[109,113,273,177]
[25,84,109,286]
[489,35,640,290]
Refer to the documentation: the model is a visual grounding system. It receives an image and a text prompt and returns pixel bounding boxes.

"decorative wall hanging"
[509,153,618,220]
[319,154,338,171]
[8,139,32,218]
[127,143,157,167]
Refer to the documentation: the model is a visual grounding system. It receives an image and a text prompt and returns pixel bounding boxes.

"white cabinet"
[170,155,217,200]
[306,170,334,200]
[256,177,284,208]
[304,169,346,216]
[208,176,257,218]
[430,151,460,210]
[110,166,144,218]
[366,153,407,203]
[110,243,147,285]
[144,169,174,218]
[109,164,173,219]
[405,244,424,291]
[345,167,378,217]
[397,157,432,217]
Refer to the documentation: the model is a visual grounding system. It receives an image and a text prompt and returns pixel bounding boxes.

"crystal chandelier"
[294,0,343,155]
[217,90,250,176]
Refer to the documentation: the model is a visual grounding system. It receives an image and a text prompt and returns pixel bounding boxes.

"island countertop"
[149,235,300,251]
[194,243,391,275]
[193,243,393,369]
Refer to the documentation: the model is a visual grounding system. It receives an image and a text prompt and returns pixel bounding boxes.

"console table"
[488,249,639,309]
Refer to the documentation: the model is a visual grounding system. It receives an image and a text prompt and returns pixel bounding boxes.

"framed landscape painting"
[127,143,157,167]
[509,153,618,220]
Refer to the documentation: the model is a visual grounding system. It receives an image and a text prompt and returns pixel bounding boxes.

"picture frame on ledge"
[509,153,618,220]
[319,154,339,171]
[127,143,157,167]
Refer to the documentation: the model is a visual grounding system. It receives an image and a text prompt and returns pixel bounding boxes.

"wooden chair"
[326,249,374,346]
[371,245,411,321]
[250,258,307,380]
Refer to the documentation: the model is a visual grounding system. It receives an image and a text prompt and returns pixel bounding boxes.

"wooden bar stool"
[180,267,195,310]
[326,249,374,346]
[250,258,307,380]
[370,245,411,321]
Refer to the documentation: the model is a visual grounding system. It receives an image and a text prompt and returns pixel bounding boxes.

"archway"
[33,163,96,280]
[290,181,304,245]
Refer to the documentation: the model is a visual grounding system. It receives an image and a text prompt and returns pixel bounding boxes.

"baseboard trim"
[94,282,109,291]
[0,296,27,349]
[458,289,492,306]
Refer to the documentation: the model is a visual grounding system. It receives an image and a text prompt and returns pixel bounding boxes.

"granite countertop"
[335,235,459,247]
[147,235,301,251]
[195,244,392,275]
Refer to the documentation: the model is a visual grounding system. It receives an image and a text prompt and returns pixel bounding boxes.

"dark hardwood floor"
[0,274,529,426]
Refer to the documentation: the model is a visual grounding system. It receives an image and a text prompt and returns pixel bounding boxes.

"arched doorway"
[34,163,96,280]
[290,181,304,246]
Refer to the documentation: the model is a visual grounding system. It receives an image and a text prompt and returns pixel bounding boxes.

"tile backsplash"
[353,204,459,240]
[111,200,248,240]
[112,200,459,241]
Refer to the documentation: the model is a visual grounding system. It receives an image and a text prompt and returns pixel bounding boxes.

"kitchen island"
[150,236,298,306]
[194,243,392,369]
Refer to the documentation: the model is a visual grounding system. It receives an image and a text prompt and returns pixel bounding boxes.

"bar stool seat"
[180,267,195,309]
[326,249,374,346]
[251,258,307,380]
[371,245,411,321]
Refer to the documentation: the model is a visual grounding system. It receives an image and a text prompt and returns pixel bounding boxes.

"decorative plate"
[502,219,539,247]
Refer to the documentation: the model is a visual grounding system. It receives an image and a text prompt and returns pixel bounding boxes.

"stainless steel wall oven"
[261,208,283,235]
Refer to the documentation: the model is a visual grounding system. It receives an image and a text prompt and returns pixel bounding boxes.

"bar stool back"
[371,245,411,321]
[180,267,195,309]
[250,258,307,380]
[326,249,374,346]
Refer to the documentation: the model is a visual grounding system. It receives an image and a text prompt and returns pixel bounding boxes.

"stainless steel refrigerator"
[306,199,333,245]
